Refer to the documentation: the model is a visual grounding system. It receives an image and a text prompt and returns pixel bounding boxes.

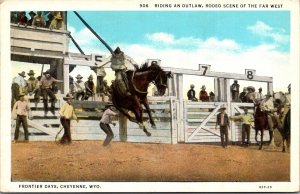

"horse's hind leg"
[255,130,259,146]
[282,137,286,152]
[143,126,151,136]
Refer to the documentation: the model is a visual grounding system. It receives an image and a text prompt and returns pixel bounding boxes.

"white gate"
[184,102,227,143]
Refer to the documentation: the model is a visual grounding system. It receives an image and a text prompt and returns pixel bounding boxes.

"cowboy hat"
[63,93,74,101]
[201,85,206,90]
[105,103,114,108]
[190,84,195,88]
[27,70,35,76]
[265,92,272,97]
[75,74,83,79]
[247,86,255,92]
[43,69,51,75]
[18,71,26,77]
[113,47,123,55]
[19,92,25,97]
[29,11,36,16]
[220,104,226,110]
[88,75,93,80]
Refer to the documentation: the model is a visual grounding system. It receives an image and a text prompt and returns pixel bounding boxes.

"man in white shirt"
[73,74,85,101]
[100,104,118,146]
[255,87,264,102]
[12,93,31,142]
[260,92,275,144]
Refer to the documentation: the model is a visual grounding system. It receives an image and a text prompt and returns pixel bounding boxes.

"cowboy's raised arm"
[125,55,139,69]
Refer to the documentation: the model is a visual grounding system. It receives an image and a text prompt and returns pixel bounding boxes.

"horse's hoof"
[151,125,157,129]
[145,131,151,136]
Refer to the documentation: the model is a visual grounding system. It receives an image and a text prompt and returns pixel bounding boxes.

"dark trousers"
[60,117,71,143]
[220,126,228,147]
[100,122,114,146]
[232,91,239,102]
[75,91,85,101]
[242,124,251,145]
[15,115,29,140]
[96,76,104,94]
[41,88,56,113]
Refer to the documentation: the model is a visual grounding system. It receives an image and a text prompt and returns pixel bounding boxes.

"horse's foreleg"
[142,99,156,129]
[259,130,263,150]
[118,107,138,123]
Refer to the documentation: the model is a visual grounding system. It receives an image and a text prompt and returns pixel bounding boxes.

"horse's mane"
[136,62,163,73]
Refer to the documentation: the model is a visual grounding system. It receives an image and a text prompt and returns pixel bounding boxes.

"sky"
[12,11,291,97]
[66,11,291,96]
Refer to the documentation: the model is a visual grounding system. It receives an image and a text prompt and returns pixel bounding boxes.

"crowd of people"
[11,11,64,30]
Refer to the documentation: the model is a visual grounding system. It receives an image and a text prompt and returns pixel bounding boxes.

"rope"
[73,11,114,54]
[55,125,64,145]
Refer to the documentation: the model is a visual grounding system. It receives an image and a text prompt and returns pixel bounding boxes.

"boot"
[117,80,131,97]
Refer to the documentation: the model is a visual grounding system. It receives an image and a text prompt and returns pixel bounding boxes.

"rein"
[131,71,148,94]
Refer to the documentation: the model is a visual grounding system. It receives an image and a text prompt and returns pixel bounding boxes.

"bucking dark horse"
[111,62,172,136]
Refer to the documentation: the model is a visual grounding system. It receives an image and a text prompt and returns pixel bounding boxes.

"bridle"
[153,71,167,88]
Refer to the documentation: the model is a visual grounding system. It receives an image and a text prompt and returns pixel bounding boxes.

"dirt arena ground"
[12,140,290,182]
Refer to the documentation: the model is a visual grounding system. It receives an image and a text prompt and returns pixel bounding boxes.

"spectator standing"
[230,107,254,146]
[199,85,209,102]
[59,93,79,144]
[27,11,36,26]
[92,61,107,98]
[32,11,46,28]
[230,80,240,102]
[12,93,32,143]
[17,11,28,26]
[40,69,63,116]
[49,11,64,30]
[99,104,118,146]
[216,105,230,148]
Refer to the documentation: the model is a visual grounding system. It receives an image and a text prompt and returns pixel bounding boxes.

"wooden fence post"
[119,113,127,142]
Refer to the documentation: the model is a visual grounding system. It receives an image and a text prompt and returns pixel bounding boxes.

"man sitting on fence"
[199,85,209,102]
[27,70,41,107]
[84,75,96,100]
[59,93,79,144]
[73,74,85,101]
[187,84,197,101]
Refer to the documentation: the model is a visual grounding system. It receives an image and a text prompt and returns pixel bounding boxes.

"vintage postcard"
[0,0,299,192]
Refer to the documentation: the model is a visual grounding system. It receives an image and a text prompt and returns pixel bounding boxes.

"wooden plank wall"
[12,96,177,144]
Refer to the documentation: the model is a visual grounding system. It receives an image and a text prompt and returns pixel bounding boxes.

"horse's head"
[154,71,172,95]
